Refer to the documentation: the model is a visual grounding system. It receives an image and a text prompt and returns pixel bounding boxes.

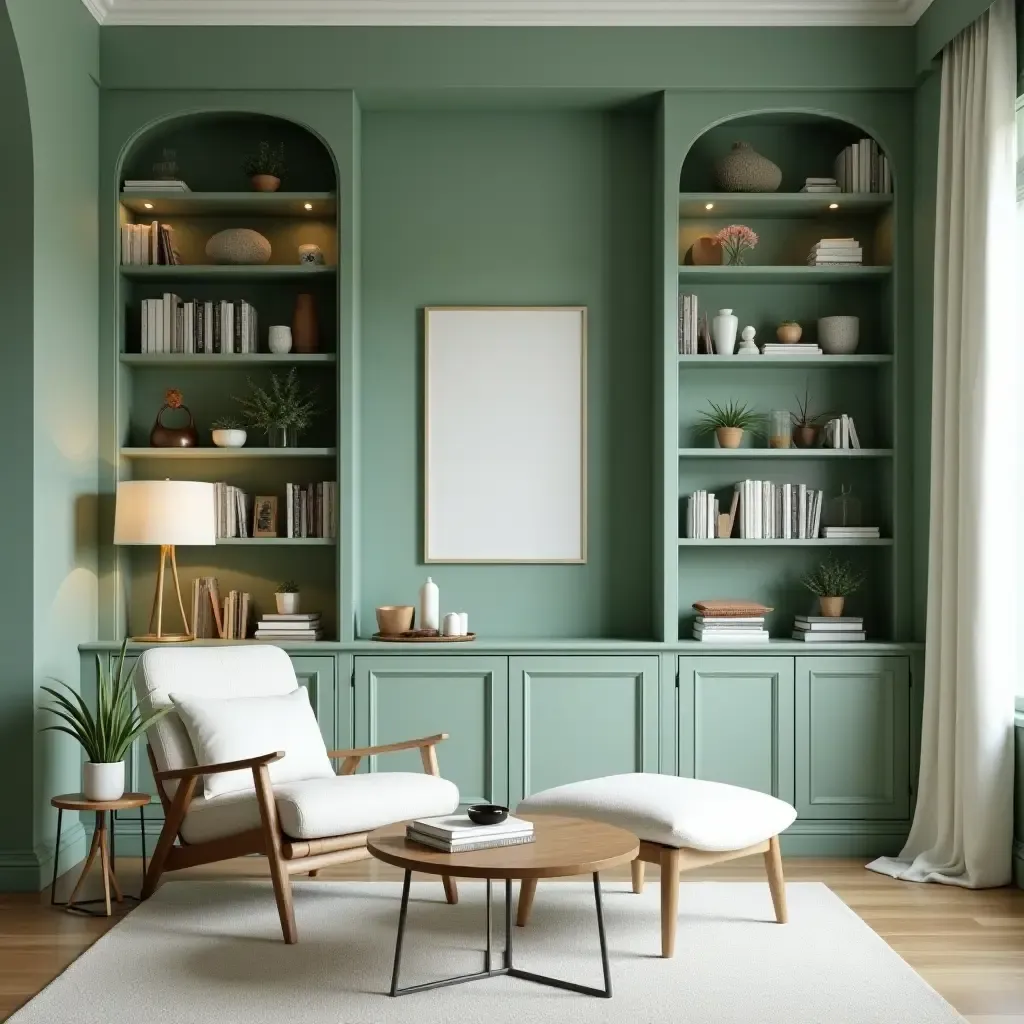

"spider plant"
[696,399,761,449]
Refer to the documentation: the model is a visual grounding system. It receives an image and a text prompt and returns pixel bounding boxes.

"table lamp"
[114,479,216,642]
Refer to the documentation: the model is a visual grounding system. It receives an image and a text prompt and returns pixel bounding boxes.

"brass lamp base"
[130,633,194,643]
[139,544,195,643]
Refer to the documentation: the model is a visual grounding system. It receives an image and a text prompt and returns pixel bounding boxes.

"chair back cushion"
[135,645,300,795]
[171,687,335,799]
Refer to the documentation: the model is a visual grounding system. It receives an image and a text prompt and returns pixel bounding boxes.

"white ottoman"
[517,773,797,957]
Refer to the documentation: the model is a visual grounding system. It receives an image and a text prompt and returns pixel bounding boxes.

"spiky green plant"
[801,557,866,598]
[277,580,300,593]
[696,399,761,434]
[211,415,245,430]
[40,641,169,764]
[243,141,285,178]
[791,384,832,428]
[236,369,319,435]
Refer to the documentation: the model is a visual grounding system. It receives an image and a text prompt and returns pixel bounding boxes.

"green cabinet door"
[508,656,660,808]
[353,656,509,807]
[290,654,342,752]
[678,656,795,803]
[795,656,910,820]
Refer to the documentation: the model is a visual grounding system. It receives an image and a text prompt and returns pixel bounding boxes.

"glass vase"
[768,410,792,449]
[824,484,862,527]
[268,426,298,448]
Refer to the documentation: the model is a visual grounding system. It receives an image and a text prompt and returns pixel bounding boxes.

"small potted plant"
[791,386,832,449]
[210,416,247,449]
[243,142,285,193]
[696,399,760,449]
[801,556,865,618]
[236,368,318,448]
[714,224,759,266]
[776,320,802,344]
[41,641,169,802]
[276,580,301,615]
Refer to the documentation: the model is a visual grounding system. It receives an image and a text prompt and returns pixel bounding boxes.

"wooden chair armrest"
[327,734,448,760]
[154,751,285,782]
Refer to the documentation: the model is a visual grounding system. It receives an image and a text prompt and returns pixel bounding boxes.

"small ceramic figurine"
[737,325,759,356]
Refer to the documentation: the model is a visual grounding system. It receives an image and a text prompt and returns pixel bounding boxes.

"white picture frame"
[424,306,587,563]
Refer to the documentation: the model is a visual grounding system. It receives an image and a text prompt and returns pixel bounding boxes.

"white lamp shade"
[114,480,216,546]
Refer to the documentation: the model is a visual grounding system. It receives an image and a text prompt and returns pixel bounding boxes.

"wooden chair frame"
[516,835,787,958]
[141,733,458,943]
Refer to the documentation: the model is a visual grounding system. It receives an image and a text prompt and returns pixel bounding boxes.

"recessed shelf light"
[143,202,154,210]
[705,203,714,210]
[829,203,839,209]
[304,203,313,211]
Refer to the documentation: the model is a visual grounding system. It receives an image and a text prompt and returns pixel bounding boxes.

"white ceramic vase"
[268,325,293,354]
[211,428,247,448]
[276,591,300,614]
[83,761,125,802]
[712,309,738,355]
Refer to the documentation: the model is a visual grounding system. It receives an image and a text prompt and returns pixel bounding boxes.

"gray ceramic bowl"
[818,316,860,355]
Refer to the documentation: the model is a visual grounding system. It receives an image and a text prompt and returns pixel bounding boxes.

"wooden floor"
[2,855,1023,1021]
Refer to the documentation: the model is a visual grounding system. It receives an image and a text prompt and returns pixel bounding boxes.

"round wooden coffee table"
[367,814,638,998]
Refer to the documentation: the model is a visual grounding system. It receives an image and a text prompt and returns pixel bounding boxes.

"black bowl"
[467,803,509,826]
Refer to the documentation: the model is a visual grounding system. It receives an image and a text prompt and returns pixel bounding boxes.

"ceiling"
[83,0,936,27]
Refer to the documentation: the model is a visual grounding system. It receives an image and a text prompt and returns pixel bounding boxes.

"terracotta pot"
[776,322,803,344]
[251,174,281,193]
[292,293,318,353]
[689,235,723,266]
[792,424,818,448]
[819,596,845,617]
[716,426,744,449]
[376,605,415,635]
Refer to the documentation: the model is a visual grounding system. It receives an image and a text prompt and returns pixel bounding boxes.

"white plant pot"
[83,761,125,802]
[276,591,300,614]
[268,325,293,354]
[211,428,247,448]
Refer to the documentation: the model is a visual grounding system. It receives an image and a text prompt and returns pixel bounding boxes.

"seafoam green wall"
[3,0,99,890]
[360,110,653,637]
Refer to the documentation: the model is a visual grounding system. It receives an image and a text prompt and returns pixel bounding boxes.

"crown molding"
[91,0,936,28]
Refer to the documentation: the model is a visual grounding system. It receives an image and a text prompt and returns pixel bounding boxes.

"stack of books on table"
[793,616,866,642]
[123,179,191,192]
[407,814,535,853]
[692,601,771,643]
[254,613,323,641]
[800,177,840,194]
[820,525,880,540]
[761,342,823,356]
[808,238,863,266]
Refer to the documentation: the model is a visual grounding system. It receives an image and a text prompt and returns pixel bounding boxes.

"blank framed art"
[424,306,587,563]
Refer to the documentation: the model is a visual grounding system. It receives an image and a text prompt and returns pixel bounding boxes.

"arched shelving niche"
[673,110,899,643]
[113,111,342,641]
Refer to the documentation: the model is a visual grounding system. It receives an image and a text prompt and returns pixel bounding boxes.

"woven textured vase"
[715,142,782,193]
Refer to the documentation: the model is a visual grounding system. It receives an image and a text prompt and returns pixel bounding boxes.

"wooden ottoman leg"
[631,858,645,894]
[764,835,788,924]
[660,848,680,958]
[516,877,538,927]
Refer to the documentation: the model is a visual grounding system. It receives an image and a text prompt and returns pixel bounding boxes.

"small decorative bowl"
[467,804,509,826]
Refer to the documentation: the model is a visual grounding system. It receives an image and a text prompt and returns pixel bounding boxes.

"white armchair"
[134,645,460,943]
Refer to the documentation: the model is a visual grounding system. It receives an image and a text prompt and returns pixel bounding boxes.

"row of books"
[800,176,840,194]
[406,814,535,854]
[833,140,892,194]
[684,489,720,539]
[123,179,191,193]
[808,237,863,266]
[285,482,337,539]
[822,415,862,449]
[215,483,252,539]
[793,616,866,642]
[121,221,181,266]
[735,480,824,540]
[254,613,323,641]
[189,577,252,640]
[693,613,768,643]
[140,295,259,354]
[678,293,704,355]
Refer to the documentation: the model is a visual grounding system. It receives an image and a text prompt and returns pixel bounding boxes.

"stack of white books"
[407,814,535,853]
[122,179,191,192]
[821,526,880,540]
[822,414,861,448]
[808,238,863,266]
[685,490,719,539]
[693,615,769,643]
[800,177,840,194]
[793,616,865,642]
[254,612,322,641]
[761,342,823,356]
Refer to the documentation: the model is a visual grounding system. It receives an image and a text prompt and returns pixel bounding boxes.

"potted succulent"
[790,386,832,449]
[801,556,866,618]
[275,580,301,615]
[236,368,318,448]
[243,141,285,193]
[776,320,803,344]
[41,641,169,802]
[696,399,761,449]
[210,416,247,448]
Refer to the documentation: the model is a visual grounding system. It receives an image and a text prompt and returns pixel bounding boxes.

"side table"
[50,792,151,917]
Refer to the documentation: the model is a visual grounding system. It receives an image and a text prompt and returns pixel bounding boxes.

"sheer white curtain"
[869,0,1018,889]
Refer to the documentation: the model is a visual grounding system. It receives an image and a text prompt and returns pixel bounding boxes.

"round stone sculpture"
[205,228,272,265]
[715,142,782,193]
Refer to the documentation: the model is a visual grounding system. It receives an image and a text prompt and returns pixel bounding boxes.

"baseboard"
[779,820,910,858]
[1013,839,1024,889]
[0,822,87,892]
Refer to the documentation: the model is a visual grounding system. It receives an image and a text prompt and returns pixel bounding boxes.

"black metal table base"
[389,871,612,999]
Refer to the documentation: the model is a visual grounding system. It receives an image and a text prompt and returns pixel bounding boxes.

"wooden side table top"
[51,792,151,813]
[368,814,639,880]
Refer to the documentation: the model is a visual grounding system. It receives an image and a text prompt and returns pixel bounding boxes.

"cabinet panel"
[678,656,794,803]
[509,656,659,808]
[795,656,910,820]
[354,656,508,806]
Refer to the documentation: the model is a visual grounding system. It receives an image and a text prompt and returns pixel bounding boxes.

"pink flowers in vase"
[715,224,759,266]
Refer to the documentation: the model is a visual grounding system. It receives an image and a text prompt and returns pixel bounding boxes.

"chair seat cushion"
[517,773,796,852]
[180,771,460,844]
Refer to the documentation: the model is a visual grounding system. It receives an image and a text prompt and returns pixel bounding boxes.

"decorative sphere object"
[715,141,782,193]
[467,804,509,826]
[297,243,324,265]
[818,315,860,354]
[205,228,272,265]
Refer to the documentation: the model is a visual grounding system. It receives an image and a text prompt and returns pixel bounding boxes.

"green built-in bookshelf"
[113,113,341,640]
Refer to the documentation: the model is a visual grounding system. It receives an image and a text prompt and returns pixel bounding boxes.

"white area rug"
[12,880,963,1023]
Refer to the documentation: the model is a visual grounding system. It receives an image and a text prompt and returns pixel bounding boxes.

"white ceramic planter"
[83,761,125,802]
[818,316,860,355]
[276,591,300,614]
[212,428,247,448]
[268,326,293,354]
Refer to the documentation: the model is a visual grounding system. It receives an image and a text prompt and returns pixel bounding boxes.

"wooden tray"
[371,632,477,643]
